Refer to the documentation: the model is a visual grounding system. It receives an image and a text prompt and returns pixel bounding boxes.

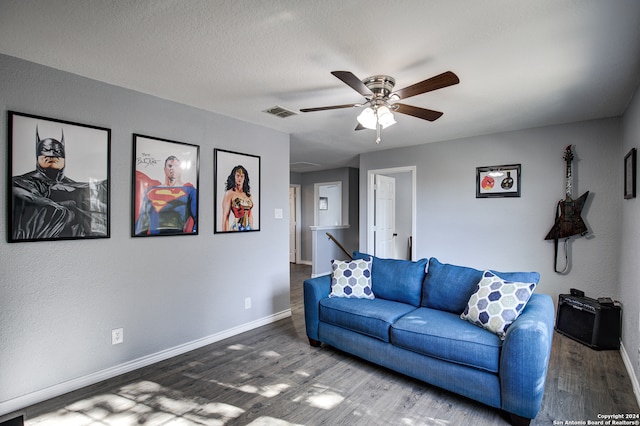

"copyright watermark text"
[553,414,640,425]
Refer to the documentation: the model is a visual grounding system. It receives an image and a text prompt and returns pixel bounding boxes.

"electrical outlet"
[245,297,251,310]
[112,328,123,345]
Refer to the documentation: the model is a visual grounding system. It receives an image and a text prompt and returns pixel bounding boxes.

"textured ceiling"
[1,0,639,171]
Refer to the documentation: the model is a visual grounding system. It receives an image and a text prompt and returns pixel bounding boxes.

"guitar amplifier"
[555,294,621,350]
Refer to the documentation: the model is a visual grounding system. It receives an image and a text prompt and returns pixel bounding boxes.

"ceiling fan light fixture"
[377,106,396,129]
[357,106,396,130]
[357,107,377,130]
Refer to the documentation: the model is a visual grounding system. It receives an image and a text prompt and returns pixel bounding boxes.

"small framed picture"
[624,148,636,199]
[319,197,328,210]
[476,164,521,198]
[214,149,260,233]
[132,134,199,236]
[8,111,110,242]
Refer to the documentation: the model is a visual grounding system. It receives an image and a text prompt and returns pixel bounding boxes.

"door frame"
[367,166,416,260]
[289,184,302,263]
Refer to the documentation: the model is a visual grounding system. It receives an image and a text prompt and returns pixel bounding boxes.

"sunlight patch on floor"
[66,393,137,418]
[196,402,244,419]
[291,384,344,410]
[207,379,291,398]
[119,380,164,400]
[154,395,199,415]
[27,409,95,425]
[400,417,451,425]
[228,344,251,351]
[245,416,304,426]
[26,380,246,426]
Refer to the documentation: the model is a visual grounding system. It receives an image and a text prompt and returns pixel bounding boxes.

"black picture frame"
[8,111,111,242]
[132,134,199,237]
[476,164,521,198]
[624,147,636,199]
[214,148,261,233]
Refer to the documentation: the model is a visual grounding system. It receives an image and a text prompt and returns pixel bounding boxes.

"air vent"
[262,105,298,118]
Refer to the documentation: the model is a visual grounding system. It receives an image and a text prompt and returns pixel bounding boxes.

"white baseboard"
[0,310,291,417]
[620,341,640,408]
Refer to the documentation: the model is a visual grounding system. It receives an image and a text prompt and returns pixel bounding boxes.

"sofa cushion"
[320,297,416,342]
[329,258,374,299]
[460,270,537,339]
[422,257,541,314]
[391,307,502,373]
[421,258,484,314]
[353,252,427,306]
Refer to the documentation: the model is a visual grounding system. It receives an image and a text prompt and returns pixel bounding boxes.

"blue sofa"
[304,254,555,426]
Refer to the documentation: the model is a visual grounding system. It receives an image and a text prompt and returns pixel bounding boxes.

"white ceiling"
[1,1,639,172]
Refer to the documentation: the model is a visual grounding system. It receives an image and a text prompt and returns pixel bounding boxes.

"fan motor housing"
[363,75,396,99]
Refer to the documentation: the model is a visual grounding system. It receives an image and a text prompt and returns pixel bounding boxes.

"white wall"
[360,118,622,309]
[0,54,291,414]
[621,83,640,389]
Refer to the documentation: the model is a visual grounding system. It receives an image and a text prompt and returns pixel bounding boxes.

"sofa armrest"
[303,274,331,342]
[500,293,555,419]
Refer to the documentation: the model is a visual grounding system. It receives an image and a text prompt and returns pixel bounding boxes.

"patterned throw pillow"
[460,271,536,339]
[329,258,375,299]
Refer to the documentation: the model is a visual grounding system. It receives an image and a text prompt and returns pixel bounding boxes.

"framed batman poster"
[8,111,111,242]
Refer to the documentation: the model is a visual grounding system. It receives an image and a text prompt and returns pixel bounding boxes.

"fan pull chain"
[376,121,381,144]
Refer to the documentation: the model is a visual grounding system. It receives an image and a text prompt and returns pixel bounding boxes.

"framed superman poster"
[132,134,199,237]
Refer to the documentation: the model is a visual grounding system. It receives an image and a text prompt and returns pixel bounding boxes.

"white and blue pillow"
[460,270,536,339]
[329,258,375,299]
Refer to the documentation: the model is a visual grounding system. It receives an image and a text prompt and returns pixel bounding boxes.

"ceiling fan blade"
[393,71,459,100]
[394,103,444,121]
[354,123,366,131]
[331,71,373,97]
[300,103,359,112]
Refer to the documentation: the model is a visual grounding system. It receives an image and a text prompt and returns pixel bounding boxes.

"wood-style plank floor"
[20,263,640,425]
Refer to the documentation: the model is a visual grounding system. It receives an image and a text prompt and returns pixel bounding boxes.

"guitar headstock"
[563,144,574,163]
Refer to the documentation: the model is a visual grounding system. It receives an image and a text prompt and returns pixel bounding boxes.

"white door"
[289,186,296,263]
[374,174,396,258]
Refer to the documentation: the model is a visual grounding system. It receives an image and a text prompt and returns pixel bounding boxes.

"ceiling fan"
[300,70,460,143]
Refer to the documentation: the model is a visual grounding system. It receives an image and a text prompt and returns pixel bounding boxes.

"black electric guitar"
[545,145,589,240]
[545,145,589,272]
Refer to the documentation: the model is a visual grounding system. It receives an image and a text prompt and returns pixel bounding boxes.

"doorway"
[314,181,342,226]
[289,185,301,263]
[367,166,416,260]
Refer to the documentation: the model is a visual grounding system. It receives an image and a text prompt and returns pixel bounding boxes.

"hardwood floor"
[21,263,639,425]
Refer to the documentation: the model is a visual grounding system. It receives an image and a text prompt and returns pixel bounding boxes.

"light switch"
[274,208,283,219]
